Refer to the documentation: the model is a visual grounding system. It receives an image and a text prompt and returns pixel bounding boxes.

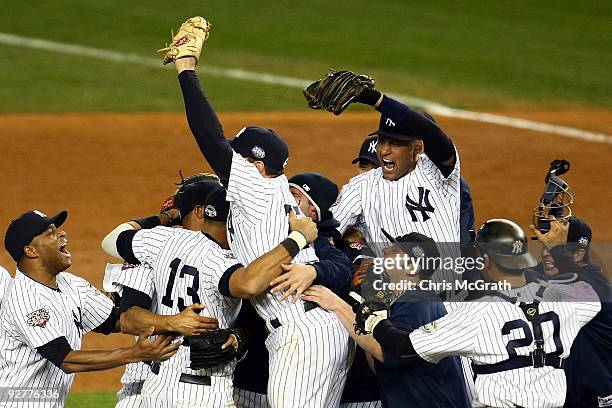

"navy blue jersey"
[375,292,471,408]
[563,264,612,408]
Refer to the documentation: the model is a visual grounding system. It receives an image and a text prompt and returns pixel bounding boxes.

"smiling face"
[541,247,559,276]
[376,136,423,180]
[25,224,71,274]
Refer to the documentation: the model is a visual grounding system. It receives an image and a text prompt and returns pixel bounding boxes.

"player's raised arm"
[220,210,318,299]
[157,17,233,184]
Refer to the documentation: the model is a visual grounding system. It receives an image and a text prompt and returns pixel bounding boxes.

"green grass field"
[1,0,611,112]
[66,392,115,407]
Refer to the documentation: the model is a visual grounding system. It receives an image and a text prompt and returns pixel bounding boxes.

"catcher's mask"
[532,175,573,232]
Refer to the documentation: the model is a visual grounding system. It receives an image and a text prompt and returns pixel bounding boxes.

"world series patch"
[26,308,50,328]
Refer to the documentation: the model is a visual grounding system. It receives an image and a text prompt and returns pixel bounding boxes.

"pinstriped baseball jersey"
[131,226,242,376]
[0,266,10,302]
[0,270,114,407]
[411,282,601,407]
[331,152,460,250]
[226,150,320,321]
[103,263,157,390]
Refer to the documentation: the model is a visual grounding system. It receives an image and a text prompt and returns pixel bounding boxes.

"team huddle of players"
[0,28,610,408]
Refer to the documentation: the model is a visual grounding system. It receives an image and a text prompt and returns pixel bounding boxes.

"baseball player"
[103,177,230,408]
[233,173,355,408]
[303,232,470,408]
[103,185,319,407]
[159,17,351,407]
[352,135,380,174]
[353,219,601,407]
[0,210,179,407]
[528,216,612,407]
[329,84,460,253]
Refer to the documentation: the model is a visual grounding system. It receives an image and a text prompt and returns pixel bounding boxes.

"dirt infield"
[0,110,610,392]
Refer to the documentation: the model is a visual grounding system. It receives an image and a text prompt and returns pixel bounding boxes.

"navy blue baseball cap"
[5,210,68,262]
[351,135,380,166]
[288,173,339,222]
[203,186,230,222]
[177,180,223,220]
[229,126,289,172]
[567,216,592,250]
[370,110,437,141]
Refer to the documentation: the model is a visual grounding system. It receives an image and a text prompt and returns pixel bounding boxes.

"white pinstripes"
[103,263,157,408]
[339,402,382,408]
[331,152,461,253]
[411,282,601,407]
[233,388,267,408]
[227,151,322,323]
[131,227,242,407]
[265,314,351,408]
[0,267,10,302]
[0,271,114,407]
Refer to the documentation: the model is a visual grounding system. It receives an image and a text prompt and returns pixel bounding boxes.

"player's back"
[467,282,601,407]
[142,227,242,376]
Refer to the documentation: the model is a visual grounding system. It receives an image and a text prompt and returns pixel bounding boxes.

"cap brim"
[369,129,418,141]
[351,156,380,165]
[381,228,399,244]
[489,252,538,270]
[49,211,68,229]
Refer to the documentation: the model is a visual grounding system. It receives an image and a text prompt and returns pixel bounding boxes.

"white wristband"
[288,231,308,250]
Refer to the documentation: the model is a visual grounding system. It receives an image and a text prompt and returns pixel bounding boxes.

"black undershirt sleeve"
[92,307,119,335]
[377,96,456,177]
[37,337,73,368]
[116,229,139,265]
[218,264,244,298]
[118,286,152,315]
[178,70,233,184]
[372,320,425,366]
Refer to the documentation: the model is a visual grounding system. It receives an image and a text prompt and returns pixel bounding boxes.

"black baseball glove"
[185,329,247,370]
[303,69,375,115]
[346,292,389,335]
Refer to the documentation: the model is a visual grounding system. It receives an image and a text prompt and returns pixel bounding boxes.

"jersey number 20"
[161,258,201,311]
[502,311,563,357]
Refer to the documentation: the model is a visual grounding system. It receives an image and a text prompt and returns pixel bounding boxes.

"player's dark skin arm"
[118,287,218,336]
[175,58,232,184]
[60,329,180,373]
[358,90,456,174]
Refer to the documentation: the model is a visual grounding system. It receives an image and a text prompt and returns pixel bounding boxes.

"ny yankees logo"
[385,118,396,127]
[368,139,378,154]
[512,240,523,254]
[405,187,435,222]
[73,307,84,331]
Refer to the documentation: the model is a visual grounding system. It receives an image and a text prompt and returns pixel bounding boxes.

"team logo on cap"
[512,240,523,254]
[302,184,311,192]
[26,308,50,328]
[578,237,589,247]
[385,118,396,127]
[368,140,378,153]
[251,146,266,159]
[411,245,425,258]
[205,205,217,218]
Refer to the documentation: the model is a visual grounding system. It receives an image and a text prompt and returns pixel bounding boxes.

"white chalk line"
[1,32,610,144]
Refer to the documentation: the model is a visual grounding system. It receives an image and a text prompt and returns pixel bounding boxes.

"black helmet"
[475,219,537,270]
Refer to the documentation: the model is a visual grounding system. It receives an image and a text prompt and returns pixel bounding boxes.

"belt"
[179,373,212,386]
[148,362,212,386]
[269,301,319,330]
[472,353,565,375]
